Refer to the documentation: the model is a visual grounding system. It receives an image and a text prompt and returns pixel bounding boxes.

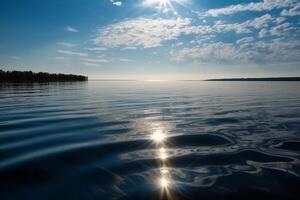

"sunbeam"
[142,0,188,14]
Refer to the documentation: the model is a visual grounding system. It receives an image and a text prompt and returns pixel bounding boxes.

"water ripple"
[0,81,300,200]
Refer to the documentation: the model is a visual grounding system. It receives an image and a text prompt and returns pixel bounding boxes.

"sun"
[142,0,187,14]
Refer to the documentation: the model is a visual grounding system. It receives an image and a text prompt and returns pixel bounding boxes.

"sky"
[0,0,300,80]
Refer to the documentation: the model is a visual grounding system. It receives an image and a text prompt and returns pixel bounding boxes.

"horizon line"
[89,76,300,82]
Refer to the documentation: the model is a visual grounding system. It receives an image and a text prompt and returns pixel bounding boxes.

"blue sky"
[0,0,300,80]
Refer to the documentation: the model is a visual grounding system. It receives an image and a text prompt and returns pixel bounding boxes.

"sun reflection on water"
[148,123,175,199]
[159,147,168,160]
[139,120,176,198]
[160,168,170,174]
[159,176,170,188]
[159,168,171,189]
[150,129,166,143]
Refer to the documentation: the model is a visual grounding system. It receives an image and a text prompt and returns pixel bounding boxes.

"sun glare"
[159,177,170,188]
[151,130,166,143]
[160,168,169,174]
[159,147,168,160]
[144,79,170,82]
[142,0,187,14]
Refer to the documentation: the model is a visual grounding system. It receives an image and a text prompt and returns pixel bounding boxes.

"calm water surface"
[0,81,300,200]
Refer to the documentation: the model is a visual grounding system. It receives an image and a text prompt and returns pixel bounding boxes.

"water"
[0,81,300,200]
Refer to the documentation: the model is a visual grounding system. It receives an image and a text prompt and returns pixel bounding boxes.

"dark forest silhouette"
[0,69,88,82]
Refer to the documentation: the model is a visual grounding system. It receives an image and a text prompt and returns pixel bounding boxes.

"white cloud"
[182,25,214,35]
[171,42,239,62]
[94,17,191,48]
[119,58,133,62]
[89,3,300,68]
[175,42,184,46]
[171,39,300,64]
[84,47,107,51]
[122,46,137,50]
[82,62,100,67]
[276,17,287,24]
[80,58,110,63]
[57,50,88,57]
[259,22,299,37]
[259,28,269,38]
[281,4,300,16]
[254,39,300,62]
[206,0,298,16]
[110,0,122,6]
[64,26,79,32]
[213,14,274,34]
[269,22,299,36]
[236,37,255,44]
[57,42,76,47]
[92,13,284,51]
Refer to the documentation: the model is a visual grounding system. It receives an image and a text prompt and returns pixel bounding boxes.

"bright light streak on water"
[150,130,166,143]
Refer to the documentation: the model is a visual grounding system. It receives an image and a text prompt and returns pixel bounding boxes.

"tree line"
[0,69,88,82]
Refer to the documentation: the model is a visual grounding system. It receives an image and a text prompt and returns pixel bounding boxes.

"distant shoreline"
[0,70,88,82]
[90,78,300,82]
[205,77,300,81]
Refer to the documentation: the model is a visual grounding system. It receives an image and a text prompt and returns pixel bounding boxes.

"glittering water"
[0,81,300,200]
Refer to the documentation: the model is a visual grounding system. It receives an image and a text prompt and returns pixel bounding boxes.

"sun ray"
[142,0,188,14]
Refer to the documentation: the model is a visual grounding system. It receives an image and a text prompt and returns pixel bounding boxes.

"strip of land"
[205,77,300,81]
[0,70,88,82]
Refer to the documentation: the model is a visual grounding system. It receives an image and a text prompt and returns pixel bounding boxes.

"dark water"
[0,81,300,200]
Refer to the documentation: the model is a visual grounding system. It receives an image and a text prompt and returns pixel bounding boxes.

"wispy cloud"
[213,14,274,34]
[236,37,255,45]
[57,42,76,47]
[171,38,300,64]
[80,58,110,63]
[64,26,79,32]
[93,14,276,51]
[57,50,88,57]
[281,4,300,16]
[90,0,300,71]
[84,47,107,51]
[120,58,134,62]
[206,0,297,16]
[121,46,137,50]
[259,22,300,37]
[82,62,102,67]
